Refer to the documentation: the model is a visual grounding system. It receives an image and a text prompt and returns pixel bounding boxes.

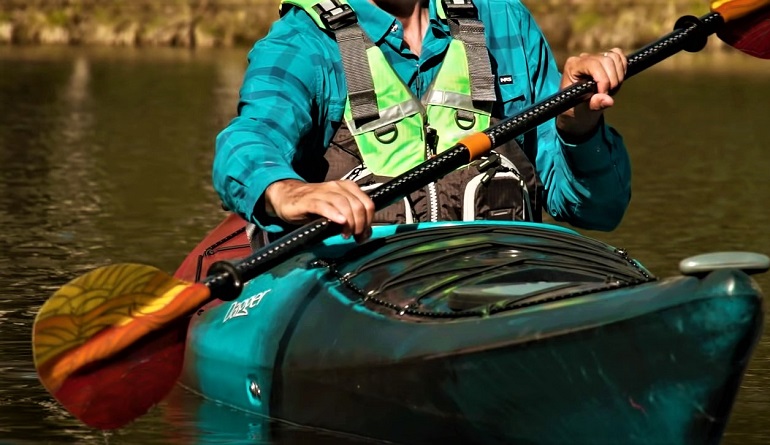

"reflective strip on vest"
[346,40,491,176]
[343,46,426,177]
[424,39,491,154]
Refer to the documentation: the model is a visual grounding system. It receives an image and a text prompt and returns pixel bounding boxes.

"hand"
[556,48,628,142]
[264,179,375,243]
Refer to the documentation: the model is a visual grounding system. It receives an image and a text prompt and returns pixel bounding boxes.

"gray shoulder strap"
[442,0,497,102]
[315,0,380,124]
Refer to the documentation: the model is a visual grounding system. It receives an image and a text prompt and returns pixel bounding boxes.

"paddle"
[715,0,770,57]
[33,1,770,430]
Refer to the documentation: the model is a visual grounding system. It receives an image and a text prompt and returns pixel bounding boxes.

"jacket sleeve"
[212,14,320,232]
[514,1,632,231]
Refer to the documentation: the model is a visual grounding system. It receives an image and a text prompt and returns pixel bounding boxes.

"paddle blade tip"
[711,0,770,21]
[49,320,188,430]
[32,263,208,428]
[711,0,770,59]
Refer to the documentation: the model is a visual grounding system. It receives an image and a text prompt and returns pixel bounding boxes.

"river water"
[0,45,769,444]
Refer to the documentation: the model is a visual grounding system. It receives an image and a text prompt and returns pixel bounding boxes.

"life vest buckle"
[478,152,501,186]
[319,4,358,31]
[441,0,478,20]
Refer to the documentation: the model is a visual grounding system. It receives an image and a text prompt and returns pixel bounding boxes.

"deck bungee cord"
[311,224,655,318]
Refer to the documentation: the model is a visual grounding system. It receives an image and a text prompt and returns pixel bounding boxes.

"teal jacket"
[213,0,632,232]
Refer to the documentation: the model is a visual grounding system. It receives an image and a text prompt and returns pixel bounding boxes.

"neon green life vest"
[281,0,493,177]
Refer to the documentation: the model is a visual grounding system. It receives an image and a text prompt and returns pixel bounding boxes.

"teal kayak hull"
[176,220,763,444]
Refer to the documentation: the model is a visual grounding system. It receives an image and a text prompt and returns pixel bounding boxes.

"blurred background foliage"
[0,0,720,52]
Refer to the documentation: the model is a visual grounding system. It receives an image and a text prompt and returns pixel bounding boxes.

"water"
[1,45,769,444]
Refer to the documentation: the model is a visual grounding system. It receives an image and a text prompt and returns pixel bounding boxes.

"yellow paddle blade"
[33,263,210,394]
[712,0,770,21]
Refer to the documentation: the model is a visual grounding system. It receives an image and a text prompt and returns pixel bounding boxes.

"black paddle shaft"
[204,12,724,301]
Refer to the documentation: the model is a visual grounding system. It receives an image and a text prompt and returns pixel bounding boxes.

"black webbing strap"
[315,0,380,124]
[441,0,497,103]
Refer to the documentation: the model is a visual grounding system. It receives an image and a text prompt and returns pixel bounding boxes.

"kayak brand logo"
[222,289,271,323]
[498,75,513,85]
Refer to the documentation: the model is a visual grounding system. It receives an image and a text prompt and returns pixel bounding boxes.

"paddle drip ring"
[207,261,244,301]
[674,15,709,53]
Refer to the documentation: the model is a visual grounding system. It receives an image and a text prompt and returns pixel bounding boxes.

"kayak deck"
[175,220,764,444]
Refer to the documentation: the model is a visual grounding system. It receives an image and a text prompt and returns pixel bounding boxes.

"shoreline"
[0,0,726,53]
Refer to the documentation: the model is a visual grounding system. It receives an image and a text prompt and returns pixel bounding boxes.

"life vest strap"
[315,0,380,124]
[442,0,497,103]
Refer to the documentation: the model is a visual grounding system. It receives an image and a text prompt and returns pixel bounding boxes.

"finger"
[354,225,372,244]
[609,47,628,77]
[339,181,375,232]
[352,192,375,243]
[330,182,364,238]
[599,53,620,91]
[587,58,611,94]
[307,196,354,239]
[329,192,359,239]
[603,49,625,87]
[341,191,366,239]
[588,93,615,111]
[606,49,628,95]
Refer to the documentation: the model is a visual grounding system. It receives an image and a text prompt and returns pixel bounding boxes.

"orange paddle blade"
[33,264,211,428]
[714,0,770,59]
[712,0,770,21]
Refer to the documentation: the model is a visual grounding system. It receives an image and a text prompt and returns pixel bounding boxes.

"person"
[212,0,631,246]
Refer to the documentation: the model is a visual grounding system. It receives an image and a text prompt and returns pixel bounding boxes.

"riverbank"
[0,0,726,52]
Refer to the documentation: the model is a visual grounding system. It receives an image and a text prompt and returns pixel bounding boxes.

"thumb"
[589,94,614,111]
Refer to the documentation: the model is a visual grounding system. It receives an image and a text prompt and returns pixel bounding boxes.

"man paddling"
[213,0,631,245]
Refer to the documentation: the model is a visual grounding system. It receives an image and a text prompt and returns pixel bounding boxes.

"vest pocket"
[497,82,528,115]
[462,155,533,222]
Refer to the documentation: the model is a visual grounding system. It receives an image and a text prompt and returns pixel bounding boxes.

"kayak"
[172,215,765,444]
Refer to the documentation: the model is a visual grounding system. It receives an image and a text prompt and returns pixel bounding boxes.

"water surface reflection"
[0,46,768,444]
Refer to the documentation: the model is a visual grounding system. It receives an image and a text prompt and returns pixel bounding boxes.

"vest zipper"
[415,63,422,98]
[427,183,439,222]
[425,124,439,222]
